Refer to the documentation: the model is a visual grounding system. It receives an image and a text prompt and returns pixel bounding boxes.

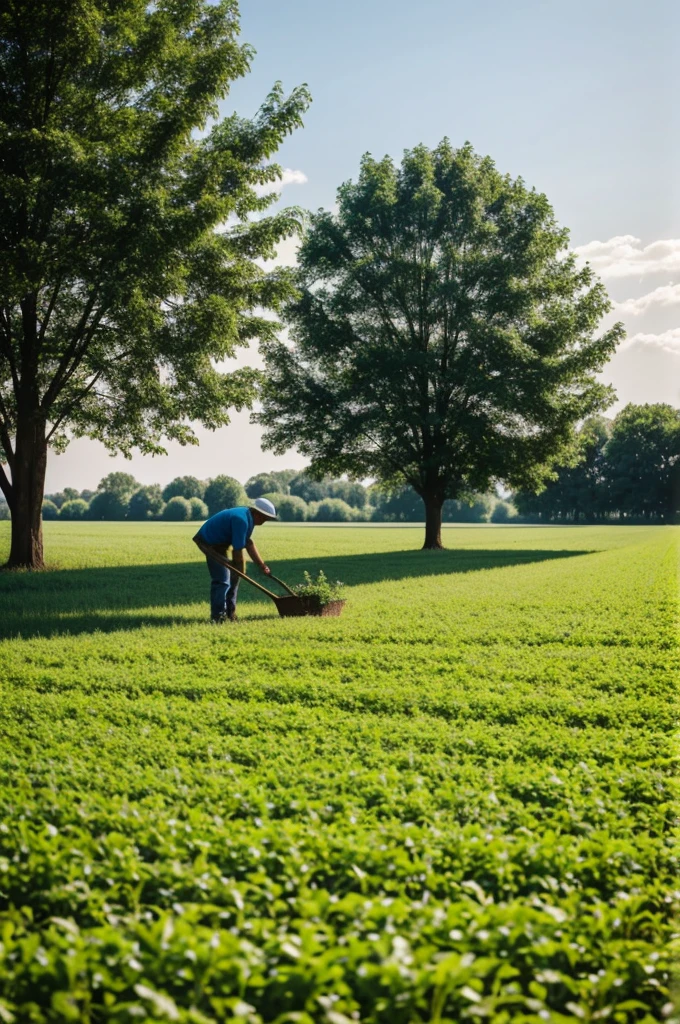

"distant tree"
[289,472,329,503]
[60,498,89,521]
[327,480,367,508]
[245,473,281,498]
[258,141,621,549]
[80,490,94,504]
[62,488,80,503]
[203,476,247,517]
[163,496,192,522]
[276,495,308,521]
[605,404,680,521]
[162,477,206,502]
[44,493,66,509]
[514,417,612,522]
[128,485,165,521]
[97,473,139,499]
[313,498,354,522]
[371,485,423,522]
[87,491,128,521]
[259,491,287,509]
[41,500,59,520]
[490,500,517,523]
[442,494,494,522]
[0,0,310,569]
[188,497,209,522]
[0,501,10,521]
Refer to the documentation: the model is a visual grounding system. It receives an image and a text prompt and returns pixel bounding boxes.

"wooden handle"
[264,571,298,597]
[193,538,281,601]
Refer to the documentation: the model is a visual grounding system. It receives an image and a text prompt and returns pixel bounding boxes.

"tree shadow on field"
[0,546,594,640]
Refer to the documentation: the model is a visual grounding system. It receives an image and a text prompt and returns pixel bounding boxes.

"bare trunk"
[5,412,47,570]
[422,492,444,550]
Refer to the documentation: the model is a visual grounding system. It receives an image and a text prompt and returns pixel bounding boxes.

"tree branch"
[41,286,103,408]
[45,368,103,441]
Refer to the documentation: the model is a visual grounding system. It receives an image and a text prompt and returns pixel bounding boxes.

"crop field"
[0,522,677,1023]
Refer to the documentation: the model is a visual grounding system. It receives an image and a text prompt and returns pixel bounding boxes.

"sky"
[46,0,680,492]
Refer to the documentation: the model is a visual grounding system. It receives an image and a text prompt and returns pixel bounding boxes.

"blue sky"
[48,0,680,490]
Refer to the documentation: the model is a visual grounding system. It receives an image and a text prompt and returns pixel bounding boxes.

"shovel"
[193,537,345,618]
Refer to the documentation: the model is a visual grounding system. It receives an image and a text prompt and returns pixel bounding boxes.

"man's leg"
[225,572,240,621]
[206,554,229,622]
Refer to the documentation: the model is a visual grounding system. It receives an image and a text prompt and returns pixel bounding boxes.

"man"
[193,497,277,623]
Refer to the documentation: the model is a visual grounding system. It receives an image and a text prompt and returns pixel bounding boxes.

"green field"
[0,522,677,1023]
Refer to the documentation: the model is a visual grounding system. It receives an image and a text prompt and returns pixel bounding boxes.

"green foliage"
[246,473,283,498]
[203,475,247,517]
[0,501,9,521]
[606,404,680,521]
[515,416,612,523]
[258,140,623,547]
[0,522,676,1019]
[59,498,89,521]
[0,0,311,566]
[275,494,308,521]
[313,497,354,522]
[162,496,192,521]
[87,491,128,521]
[188,496,209,522]
[128,485,165,521]
[490,500,517,523]
[292,569,346,603]
[41,499,59,520]
[290,471,329,503]
[96,473,140,498]
[162,477,206,502]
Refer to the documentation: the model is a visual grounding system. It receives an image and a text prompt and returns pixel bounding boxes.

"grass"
[0,522,677,1023]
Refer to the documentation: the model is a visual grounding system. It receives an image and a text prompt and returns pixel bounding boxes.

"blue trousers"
[205,553,240,620]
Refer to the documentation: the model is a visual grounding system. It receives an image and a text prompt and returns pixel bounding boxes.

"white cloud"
[614,282,680,316]
[622,328,680,355]
[254,167,308,197]
[572,235,680,279]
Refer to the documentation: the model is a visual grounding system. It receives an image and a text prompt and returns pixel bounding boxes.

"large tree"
[0,0,310,568]
[258,141,622,548]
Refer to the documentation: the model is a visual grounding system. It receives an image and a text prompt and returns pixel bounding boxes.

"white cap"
[250,497,277,520]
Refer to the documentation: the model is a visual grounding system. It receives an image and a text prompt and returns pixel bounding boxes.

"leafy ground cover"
[0,523,677,1023]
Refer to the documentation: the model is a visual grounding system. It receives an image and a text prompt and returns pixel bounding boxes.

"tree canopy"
[0,0,310,567]
[257,141,622,547]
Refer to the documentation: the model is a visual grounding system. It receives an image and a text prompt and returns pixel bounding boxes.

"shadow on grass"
[0,547,594,640]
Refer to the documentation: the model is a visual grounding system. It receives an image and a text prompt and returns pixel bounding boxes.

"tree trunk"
[5,412,48,570]
[422,492,444,550]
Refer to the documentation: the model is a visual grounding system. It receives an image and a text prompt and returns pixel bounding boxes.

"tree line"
[11,470,508,524]
[5,398,675,529]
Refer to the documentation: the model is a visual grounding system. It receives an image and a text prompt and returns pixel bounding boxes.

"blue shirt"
[198,507,254,549]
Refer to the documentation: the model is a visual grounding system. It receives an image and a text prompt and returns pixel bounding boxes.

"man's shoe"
[226,610,238,622]
[211,614,227,625]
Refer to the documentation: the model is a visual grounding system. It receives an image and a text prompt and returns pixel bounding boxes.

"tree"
[203,475,247,516]
[258,141,622,549]
[86,472,138,520]
[514,416,611,522]
[41,499,59,520]
[128,485,165,521]
[605,404,680,521]
[245,473,282,498]
[276,495,307,521]
[162,477,206,502]
[163,496,192,521]
[188,497,209,521]
[59,498,89,520]
[0,0,310,568]
[313,498,354,522]
[289,472,329,503]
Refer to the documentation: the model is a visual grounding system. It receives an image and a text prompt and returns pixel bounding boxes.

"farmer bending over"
[193,497,277,623]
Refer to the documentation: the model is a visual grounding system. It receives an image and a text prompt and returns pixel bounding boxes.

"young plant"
[292,570,345,605]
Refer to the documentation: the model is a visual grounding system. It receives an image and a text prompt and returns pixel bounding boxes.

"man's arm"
[246,538,271,575]
[231,547,246,575]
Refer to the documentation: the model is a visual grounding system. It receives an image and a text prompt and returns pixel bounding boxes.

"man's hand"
[262,564,272,576]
